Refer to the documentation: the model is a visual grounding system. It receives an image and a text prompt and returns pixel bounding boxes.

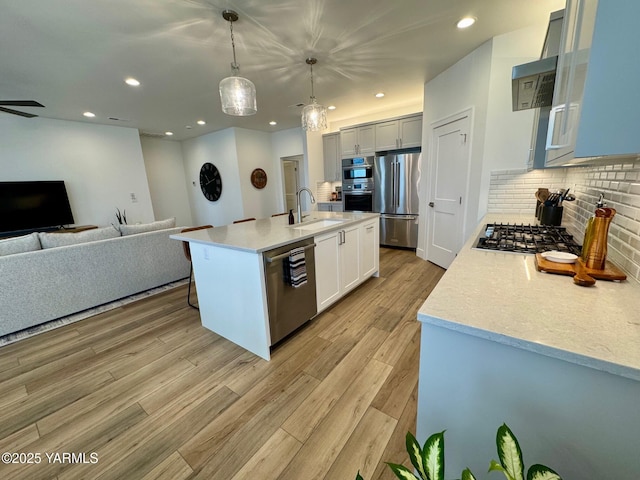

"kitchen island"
[416,215,640,479]
[171,212,379,360]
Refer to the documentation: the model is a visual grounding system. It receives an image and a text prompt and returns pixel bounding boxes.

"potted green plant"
[355,423,561,480]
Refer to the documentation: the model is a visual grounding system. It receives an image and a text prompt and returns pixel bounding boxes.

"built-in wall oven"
[343,180,374,212]
[342,156,374,212]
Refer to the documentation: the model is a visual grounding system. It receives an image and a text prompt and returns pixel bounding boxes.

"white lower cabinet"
[340,224,361,293]
[359,219,379,278]
[314,219,379,313]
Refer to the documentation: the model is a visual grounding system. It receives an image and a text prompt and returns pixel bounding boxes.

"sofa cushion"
[0,232,42,256]
[118,218,176,236]
[39,226,121,249]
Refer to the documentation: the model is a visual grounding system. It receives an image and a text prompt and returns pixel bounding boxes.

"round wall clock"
[199,162,222,201]
[250,168,267,189]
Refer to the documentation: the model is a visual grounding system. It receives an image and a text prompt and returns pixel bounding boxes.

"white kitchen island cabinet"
[171,212,379,360]
[417,214,640,479]
[315,219,379,313]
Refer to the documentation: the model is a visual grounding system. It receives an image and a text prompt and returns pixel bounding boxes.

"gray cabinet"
[574,0,640,158]
[375,115,423,151]
[545,0,597,166]
[317,202,343,212]
[545,0,640,166]
[322,133,341,181]
[340,125,375,158]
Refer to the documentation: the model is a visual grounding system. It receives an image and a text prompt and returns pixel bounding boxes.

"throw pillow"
[0,232,42,256]
[39,226,121,249]
[118,218,176,236]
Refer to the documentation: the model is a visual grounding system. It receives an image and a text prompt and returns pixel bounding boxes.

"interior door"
[282,157,300,212]
[426,114,470,269]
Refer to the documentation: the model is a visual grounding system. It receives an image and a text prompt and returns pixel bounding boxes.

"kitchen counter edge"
[170,212,380,254]
[418,214,640,382]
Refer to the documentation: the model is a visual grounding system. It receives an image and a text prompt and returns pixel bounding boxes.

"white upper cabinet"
[322,132,341,181]
[546,0,640,166]
[375,115,423,151]
[340,125,375,158]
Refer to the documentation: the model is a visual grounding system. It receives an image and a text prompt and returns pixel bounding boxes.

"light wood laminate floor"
[0,248,444,480]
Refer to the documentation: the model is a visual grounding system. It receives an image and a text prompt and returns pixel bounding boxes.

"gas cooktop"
[474,223,582,255]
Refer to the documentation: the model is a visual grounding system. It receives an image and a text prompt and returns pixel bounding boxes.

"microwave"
[342,156,374,182]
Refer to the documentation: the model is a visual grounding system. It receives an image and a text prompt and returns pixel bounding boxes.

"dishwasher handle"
[264,243,316,263]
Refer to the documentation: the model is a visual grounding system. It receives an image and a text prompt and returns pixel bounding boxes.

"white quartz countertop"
[170,211,379,253]
[418,214,640,381]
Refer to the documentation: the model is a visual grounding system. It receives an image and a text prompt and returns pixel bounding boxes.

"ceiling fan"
[0,100,44,118]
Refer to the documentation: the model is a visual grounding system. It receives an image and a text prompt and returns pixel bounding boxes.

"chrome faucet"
[296,187,316,223]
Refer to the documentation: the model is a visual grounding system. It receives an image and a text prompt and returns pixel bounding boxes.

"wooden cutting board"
[535,253,627,281]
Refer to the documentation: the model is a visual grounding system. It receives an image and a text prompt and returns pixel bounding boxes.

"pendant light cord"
[228,18,238,69]
[309,62,315,101]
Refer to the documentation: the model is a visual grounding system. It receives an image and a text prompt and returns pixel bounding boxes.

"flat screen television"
[0,181,75,234]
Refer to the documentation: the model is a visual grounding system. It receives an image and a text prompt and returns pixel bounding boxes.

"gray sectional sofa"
[0,222,191,337]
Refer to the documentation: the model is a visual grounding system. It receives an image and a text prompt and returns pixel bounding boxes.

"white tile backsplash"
[488,159,640,283]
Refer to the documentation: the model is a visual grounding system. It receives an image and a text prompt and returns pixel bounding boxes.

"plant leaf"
[406,432,428,480]
[527,464,562,480]
[387,462,421,480]
[355,470,365,480]
[496,424,524,480]
[422,431,445,480]
[489,459,513,480]
[461,467,478,480]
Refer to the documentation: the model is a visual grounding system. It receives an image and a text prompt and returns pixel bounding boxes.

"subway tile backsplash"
[488,160,640,283]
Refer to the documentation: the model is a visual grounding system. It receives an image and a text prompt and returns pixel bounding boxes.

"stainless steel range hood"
[511,55,558,110]
[511,9,564,111]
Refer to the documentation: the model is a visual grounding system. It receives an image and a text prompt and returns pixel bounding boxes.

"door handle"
[429,202,434,207]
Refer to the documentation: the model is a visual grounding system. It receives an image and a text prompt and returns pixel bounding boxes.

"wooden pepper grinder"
[581,202,616,270]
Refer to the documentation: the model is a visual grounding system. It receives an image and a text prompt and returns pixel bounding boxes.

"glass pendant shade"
[301,98,327,131]
[219,67,257,116]
[219,10,257,117]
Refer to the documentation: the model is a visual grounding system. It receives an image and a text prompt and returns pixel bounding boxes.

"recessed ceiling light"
[185,125,192,129]
[375,92,385,98]
[83,111,95,118]
[269,121,277,126]
[125,77,141,86]
[457,17,476,29]
[197,120,206,125]
[328,105,336,110]
[165,131,173,136]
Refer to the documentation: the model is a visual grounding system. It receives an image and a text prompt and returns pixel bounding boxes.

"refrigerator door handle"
[380,214,419,221]
[391,160,396,210]
[395,160,400,208]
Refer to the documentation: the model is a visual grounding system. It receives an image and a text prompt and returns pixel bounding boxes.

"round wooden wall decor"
[250,168,267,189]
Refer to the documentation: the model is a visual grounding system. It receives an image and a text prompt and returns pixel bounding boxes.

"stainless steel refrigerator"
[373,151,420,248]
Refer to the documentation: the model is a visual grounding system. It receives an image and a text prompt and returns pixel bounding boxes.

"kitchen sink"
[292,219,346,231]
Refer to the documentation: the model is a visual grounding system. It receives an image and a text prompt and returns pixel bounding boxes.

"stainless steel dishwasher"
[263,238,317,345]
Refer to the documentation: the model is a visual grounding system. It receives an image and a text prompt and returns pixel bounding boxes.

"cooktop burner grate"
[474,223,582,255]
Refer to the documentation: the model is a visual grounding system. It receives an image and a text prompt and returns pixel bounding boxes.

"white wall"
[417,39,493,258]
[303,130,325,211]
[181,128,243,227]
[417,22,551,260]
[271,127,304,212]
[235,128,279,219]
[139,136,193,227]
[480,24,550,215]
[0,116,154,227]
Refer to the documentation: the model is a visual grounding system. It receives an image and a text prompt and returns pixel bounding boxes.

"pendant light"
[219,10,257,116]
[301,57,327,131]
